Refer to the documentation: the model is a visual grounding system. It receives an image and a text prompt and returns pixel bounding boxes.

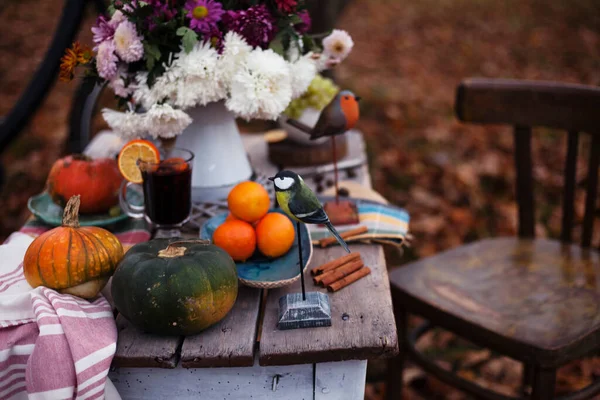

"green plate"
[27,191,143,227]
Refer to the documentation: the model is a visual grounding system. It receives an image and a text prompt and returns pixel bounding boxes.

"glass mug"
[119,148,194,237]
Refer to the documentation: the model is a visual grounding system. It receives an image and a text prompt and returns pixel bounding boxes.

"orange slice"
[118,139,160,183]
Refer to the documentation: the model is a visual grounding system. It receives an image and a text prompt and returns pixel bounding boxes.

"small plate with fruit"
[28,154,143,227]
[199,181,313,289]
[28,190,143,227]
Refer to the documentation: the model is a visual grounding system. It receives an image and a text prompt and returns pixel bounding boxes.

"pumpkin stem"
[158,239,210,258]
[71,153,92,162]
[62,195,81,228]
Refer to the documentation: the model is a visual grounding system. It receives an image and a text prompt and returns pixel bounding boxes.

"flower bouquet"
[62,0,354,200]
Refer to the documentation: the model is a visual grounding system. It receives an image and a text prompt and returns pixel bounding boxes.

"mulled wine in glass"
[120,148,194,237]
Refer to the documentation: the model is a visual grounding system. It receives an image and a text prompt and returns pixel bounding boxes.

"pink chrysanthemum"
[184,0,224,35]
[96,41,118,80]
[223,4,277,49]
[91,15,114,48]
[113,20,144,62]
[275,0,297,13]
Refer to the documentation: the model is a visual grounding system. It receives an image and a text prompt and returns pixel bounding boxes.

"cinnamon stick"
[319,225,368,248]
[310,252,361,276]
[313,257,362,285]
[327,267,371,292]
[318,259,364,287]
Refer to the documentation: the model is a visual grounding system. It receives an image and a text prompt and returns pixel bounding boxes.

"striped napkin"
[0,219,150,399]
[310,198,411,248]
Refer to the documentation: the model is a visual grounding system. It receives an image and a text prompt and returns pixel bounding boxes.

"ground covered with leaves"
[1,0,600,398]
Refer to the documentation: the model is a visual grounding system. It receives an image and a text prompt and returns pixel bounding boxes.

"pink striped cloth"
[0,220,150,399]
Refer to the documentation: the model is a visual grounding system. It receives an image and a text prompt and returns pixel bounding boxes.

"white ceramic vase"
[175,101,253,202]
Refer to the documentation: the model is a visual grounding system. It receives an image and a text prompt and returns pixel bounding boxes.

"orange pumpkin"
[23,195,124,298]
[47,154,122,214]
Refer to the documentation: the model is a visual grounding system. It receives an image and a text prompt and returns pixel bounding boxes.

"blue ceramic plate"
[200,210,313,288]
[27,191,143,227]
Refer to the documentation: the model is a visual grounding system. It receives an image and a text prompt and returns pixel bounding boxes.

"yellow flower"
[59,42,93,82]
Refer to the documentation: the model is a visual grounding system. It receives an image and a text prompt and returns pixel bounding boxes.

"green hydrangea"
[283,75,339,119]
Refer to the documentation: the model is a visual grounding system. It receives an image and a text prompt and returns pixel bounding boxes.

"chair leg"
[531,365,556,400]
[386,307,407,400]
[521,362,534,396]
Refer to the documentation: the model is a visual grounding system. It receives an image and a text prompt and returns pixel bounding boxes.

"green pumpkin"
[111,239,238,335]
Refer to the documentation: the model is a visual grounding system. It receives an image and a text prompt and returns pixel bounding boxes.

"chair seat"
[390,237,600,359]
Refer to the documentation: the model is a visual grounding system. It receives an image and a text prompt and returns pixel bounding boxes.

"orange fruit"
[255,213,295,258]
[213,220,256,262]
[227,181,270,223]
[118,139,160,183]
[225,213,239,222]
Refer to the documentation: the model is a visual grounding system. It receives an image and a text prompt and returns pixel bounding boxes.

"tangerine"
[225,213,239,222]
[213,220,256,262]
[227,181,270,223]
[255,213,295,258]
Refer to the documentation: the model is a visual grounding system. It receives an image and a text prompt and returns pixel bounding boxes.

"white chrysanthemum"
[227,48,292,121]
[172,41,226,108]
[322,29,354,62]
[144,104,192,139]
[286,39,303,62]
[219,32,252,87]
[102,108,147,140]
[108,67,133,98]
[114,20,144,62]
[289,53,317,99]
[131,71,178,110]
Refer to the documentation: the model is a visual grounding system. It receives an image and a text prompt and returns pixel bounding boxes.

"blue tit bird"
[269,170,351,253]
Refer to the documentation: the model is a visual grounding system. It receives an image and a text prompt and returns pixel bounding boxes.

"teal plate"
[27,191,143,227]
[200,209,313,289]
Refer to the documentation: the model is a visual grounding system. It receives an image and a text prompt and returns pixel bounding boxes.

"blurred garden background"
[1,0,600,398]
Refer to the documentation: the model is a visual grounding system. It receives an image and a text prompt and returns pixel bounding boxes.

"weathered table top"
[111,131,399,369]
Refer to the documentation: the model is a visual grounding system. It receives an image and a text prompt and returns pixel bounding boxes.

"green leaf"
[288,14,303,25]
[176,27,198,53]
[143,42,161,70]
[139,1,148,6]
[144,42,161,60]
[269,38,285,56]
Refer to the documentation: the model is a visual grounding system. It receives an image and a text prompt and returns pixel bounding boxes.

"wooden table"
[108,131,398,399]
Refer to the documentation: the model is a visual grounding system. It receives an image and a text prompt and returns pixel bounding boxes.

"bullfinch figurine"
[308,90,361,140]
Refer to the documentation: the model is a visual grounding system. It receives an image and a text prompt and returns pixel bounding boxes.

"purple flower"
[208,26,224,52]
[147,0,178,30]
[91,15,114,48]
[223,4,277,49]
[295,10,311,34]
[184,0,224,35]
[275,0,297,13]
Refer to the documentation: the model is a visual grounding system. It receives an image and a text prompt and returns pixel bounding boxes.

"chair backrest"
[455,78,600,247]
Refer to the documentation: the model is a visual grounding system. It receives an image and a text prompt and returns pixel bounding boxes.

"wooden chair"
[386,78,600,400]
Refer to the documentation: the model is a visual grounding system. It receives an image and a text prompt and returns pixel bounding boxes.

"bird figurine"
[308,90,361,140]
[284,90,361,224]
[284,90,361,141]
[269,170,351,253]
